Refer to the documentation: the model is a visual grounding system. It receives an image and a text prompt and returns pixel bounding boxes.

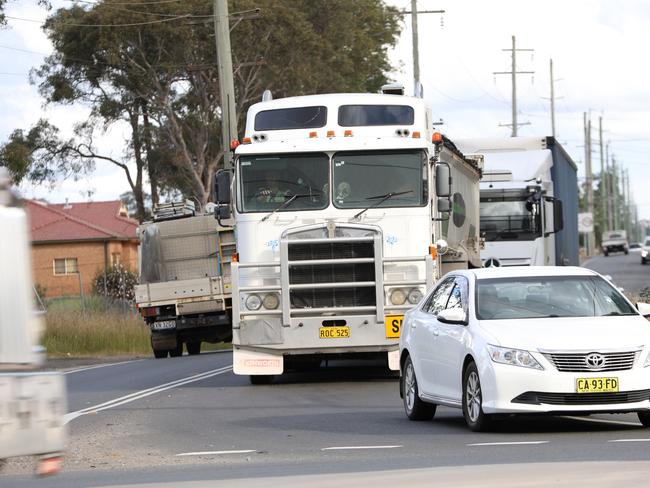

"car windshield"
[480,196,542,241]
[476,276,637,320]
[239,153,329,213]
[332,150,427,209]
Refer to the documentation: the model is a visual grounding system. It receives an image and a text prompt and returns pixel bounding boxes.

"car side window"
[423,278,455,316]
[445,276,469,312]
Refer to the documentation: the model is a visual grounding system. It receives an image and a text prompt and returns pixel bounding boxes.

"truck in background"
[135,201,234,358]
[214,87,482,383]
[454,136,578,267]
[0,169,66,475]
[601,230,629,257]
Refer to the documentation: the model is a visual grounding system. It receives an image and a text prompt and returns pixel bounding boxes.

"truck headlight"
[487,345,543,370]
[389,288,406,305]
[407,288,423,304]
[245,294,262,311]
[262,293,279,310]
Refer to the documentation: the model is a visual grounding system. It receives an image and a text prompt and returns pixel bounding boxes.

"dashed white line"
[176,450,256,456]
[467,441,549,447]
[321,445,402,451]
[562,416,642,427]
[608,439,650,443]
[63,365,233,424]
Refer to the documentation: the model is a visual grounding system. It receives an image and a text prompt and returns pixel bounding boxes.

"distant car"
[630,243,642,251]
[399,266,650,431]
[641,237,650,265]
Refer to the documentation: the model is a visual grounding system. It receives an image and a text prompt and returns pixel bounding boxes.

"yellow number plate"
[576,377,619,393]
[385,315,404,339]
[319,326,350,339]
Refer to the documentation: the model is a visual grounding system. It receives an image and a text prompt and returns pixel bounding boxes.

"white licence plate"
[151,320,176,330]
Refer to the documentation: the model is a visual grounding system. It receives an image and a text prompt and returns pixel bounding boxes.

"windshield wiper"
[261,193,310,222]
[352,190,413,221]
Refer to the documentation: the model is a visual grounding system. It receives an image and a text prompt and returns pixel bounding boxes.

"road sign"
[578,212,594,233]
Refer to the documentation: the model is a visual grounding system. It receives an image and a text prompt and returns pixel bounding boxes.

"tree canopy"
[1,0,402,220]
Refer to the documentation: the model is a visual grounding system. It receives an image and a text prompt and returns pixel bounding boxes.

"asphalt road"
[5,350,650,487]
[583,251,650,297]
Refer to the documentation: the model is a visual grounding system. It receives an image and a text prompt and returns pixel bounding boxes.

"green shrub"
[92,264,138,302]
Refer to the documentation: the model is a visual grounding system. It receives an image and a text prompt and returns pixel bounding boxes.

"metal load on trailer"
[136,202,234,358]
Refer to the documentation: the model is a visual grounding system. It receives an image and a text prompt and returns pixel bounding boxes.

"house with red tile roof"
[25,199,139,298]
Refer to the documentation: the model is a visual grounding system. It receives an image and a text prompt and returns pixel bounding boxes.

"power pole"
[599,116,607,232]
[612,155,619,229]
[494,36,534,137]
[606,142,614,230]
[583,112,595,256]
[403,2,445,94]
[213,0,238,170]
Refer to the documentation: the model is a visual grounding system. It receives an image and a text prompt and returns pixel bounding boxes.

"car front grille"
[542,351,640,372]
[513,389,650,406]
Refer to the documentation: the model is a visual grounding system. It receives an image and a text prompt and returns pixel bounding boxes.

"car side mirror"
[437,308,467,325]
[637,302,650,319]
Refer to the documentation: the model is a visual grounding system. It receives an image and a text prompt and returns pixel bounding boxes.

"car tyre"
[603,251,609,257]
[401,355,436,420]
[169,343,183,357]
[186,341,201,356]
[642,258,647,265]
[153,348,168,359]
[462,362,493,432]
[250,375,274,385]
[638,411,650,427]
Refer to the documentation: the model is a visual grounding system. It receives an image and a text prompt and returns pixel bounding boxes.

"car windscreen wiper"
[352,190,413,221]
[261,193,310,222]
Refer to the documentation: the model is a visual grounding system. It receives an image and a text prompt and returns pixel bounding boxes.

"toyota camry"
[399,266,650,431]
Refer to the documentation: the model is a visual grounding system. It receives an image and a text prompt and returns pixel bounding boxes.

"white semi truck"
[135,201,235,358]
[455,137,579,267]
[0,169,66,474]
[214,88,482,383]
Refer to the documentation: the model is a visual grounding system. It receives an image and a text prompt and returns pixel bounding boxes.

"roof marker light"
[344,130,353,137]
[327,130,335,138]
[309,131,318,138]
[242,137,252,144]
[412,131,421,139]
[230,139,240,150]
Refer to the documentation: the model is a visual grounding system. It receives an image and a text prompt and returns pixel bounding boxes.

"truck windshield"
[239,153,329,213]
[480,197,542,241]
[332,150,427,209]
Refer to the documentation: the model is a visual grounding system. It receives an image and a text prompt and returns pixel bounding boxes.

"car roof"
[460,266,598,280]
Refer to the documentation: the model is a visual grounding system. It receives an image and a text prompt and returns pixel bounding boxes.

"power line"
[6,13,191,27]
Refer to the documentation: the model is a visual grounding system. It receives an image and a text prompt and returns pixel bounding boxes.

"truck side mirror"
[553,199,564,233]
[437,197,451,213]
[214,169,232,205]
[435,163,451,198]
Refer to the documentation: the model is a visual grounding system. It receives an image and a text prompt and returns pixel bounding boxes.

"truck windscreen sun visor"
[338,105,414,126]
[254,106,327,131]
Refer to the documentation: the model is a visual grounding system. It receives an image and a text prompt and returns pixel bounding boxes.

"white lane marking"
[321,445,402,451]
[63,365,232,424]
[562,416,642,427]
[176,450,256,456]
[64,359,144,375]
[608,439,650,443]
[467,441,549,447]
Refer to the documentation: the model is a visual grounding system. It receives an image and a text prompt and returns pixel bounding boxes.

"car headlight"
[642,250,648,258]
[245,294,262,311]
[262,293,279,310]
[487,345,544,370]
[644,351,650,368]
[407,288,423,304]
[390,288,407,305]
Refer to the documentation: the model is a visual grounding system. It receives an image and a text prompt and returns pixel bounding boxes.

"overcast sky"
[2,0,649,220]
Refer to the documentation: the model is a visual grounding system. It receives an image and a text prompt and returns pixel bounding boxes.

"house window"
[53,258,78,275]
[111,252,121,266]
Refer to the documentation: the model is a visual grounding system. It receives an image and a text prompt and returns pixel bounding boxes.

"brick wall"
[32,240,139,298]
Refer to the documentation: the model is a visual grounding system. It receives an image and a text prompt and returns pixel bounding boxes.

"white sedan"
[399,266,650,431]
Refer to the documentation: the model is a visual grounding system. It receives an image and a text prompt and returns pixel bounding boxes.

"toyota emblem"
[585,353,605,369]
